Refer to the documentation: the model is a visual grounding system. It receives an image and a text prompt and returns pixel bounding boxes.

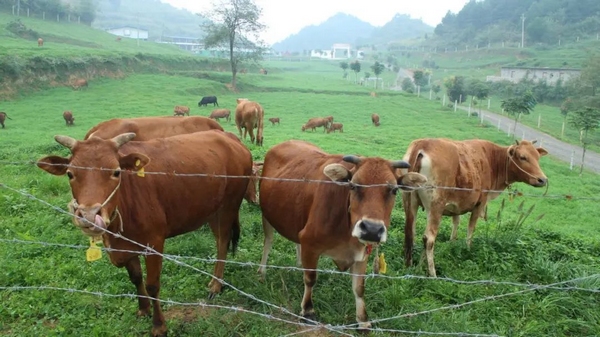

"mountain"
[92,0,206,40]
[271,13,376,53]
[271,12,434,53]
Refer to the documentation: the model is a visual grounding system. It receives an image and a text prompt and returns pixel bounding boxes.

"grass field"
[1,60,600,337]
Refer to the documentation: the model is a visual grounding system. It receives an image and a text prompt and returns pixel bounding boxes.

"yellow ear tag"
[378,253,387,274]
[135,159,145,177]
[86,237,102,262]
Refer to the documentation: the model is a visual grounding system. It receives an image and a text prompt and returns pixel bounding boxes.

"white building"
[156,35,201,52]
[486,66,581,85]
[105,26,149,41]
[310,43,364,60]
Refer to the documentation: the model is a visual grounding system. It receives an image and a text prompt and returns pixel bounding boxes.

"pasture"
[1,63,600,337]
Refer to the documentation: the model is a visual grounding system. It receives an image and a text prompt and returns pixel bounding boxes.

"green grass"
[1,62,600,337]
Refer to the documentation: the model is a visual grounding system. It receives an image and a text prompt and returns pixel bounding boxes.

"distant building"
[156,35,202,52]
[105,26,149,41]
[486,66,581,85]
[309,43,364,60]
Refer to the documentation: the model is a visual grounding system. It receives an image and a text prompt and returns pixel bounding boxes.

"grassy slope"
[1,61,600,336]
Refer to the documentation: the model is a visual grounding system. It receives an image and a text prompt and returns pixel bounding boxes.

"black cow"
[198,96,219,107]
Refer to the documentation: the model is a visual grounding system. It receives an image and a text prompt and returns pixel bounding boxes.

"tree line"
[0,0,97,25]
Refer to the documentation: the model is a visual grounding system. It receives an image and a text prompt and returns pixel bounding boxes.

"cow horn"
[390,160,411,169]
[343,155,361,165]
[515,140,520,145]
[111,132,137,148]
[54,135,77,150]
[531,140,538,144]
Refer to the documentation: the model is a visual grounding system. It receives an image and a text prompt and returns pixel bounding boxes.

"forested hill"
[433,0,600,46]
[92,0,205,40]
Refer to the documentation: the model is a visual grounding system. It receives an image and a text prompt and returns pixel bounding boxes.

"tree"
[200,0,266,90]
[340,61,348,75]
[501,91,537,138]
[78,0,97,26]
[444,76,466,104]
[569,107,600,176]
[468,79,490,114]
[580,54,600,97]
[401,77,414,93]
[349,60,361,83]
[560,97,575,138]
[413,70,428,87]
[370,61,385,89]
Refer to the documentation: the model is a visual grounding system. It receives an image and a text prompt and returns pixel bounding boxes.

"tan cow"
[209,108,231,122]
[327,122,343,133]
[63,111,75,126]
[370,92,377,98]
[268,117,280,125]
[258,140,427,328]
[0,112,12,129]
[173,105,190,116]
[401,139,549,277]
[301,117,329,132]
[37,130,252,336]
[371,113,380,126]
[72,78,88,90]
[38,38,43,47]
[235,98,264,146]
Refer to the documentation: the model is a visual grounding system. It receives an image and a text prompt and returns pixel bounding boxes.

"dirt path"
[457,105,600,174]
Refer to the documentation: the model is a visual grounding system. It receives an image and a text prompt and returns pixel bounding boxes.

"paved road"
[457,105,600,174]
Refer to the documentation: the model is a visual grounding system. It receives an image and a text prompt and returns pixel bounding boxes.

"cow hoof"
[300,312,318,325]
[357,321,372,333]
[207,291,218,300]
[136,309,151,318]
[151,325,167,337]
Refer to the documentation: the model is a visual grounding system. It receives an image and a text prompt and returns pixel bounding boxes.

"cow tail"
[228,213,241,256]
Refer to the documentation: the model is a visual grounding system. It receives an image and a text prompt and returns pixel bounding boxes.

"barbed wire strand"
[2,238,599,294]
[0,182,352,337]
[1,160,598,201]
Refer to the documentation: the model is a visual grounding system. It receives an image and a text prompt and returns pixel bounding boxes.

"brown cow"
[327,122,343,133]
[37,130,253,337]
[268,117,280,125]
[116,37,122,42]
[72,78,88,90]
[301,117,329,132]
[260,68,268,75]
[235,98,264,146]
[258,140,427,329]
[371,113,380,126]
[324,115,334,128]
[38,38,44,47]
[0,112,12,129]
[370,92,377,98]
[209,108,231,122]
[63,111,75,126]
[173,105,190,116]
[401,139,549,277]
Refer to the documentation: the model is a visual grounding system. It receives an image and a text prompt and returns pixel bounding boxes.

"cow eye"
[391,186,399,195]
[113,170,121,178]
[348,182,357,190]
[66,171,74,180]
[519,156,527,161]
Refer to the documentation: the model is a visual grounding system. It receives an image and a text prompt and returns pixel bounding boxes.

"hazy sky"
[162,0,470,45]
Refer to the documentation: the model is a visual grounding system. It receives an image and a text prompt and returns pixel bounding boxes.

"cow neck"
[489,144,512,192]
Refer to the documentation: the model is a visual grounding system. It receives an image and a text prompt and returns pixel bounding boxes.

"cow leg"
[207,211,236,297]
[1,121,4,128]
[296,244,302,266]
[350,259,371,330]
[236,124,243,139]
[257,215,274,281]
[402,191,419,267]
[299,247,319,322]
[125,256,151,317]
[248,126,256,144]
[143,245,167,337]
[423,204,443,277]
[450,215,460,241]
[466,204,485,247]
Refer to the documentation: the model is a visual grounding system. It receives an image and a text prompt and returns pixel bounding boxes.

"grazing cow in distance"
[37,130,253,337]
[370,92,377,98]
[258,140,427,329]
[116,37,122,42]
[198,96,219,107]
[268,117,280,125]
[401,138,549,277]
[371,113,380,126]
[173,105,190,116]
[63,111,75,126]
[260,68,268,75]
[324,115,334,128]
[209,108,231,122]
[301,117,329,132]
[235,98,265,146]
[38,38,43,47]
[71,78,88,90]
[327,122,343,133]
[0,112,12,128]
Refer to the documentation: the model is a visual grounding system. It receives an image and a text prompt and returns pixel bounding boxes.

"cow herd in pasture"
[3,87,549,336]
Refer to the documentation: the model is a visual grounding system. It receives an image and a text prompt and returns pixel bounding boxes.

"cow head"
[323,156,427,245]
[507,140,548,187]
[36,133,150,237]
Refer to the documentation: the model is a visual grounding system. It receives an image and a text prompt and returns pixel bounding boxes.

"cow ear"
[323,163,351,182]
[397,172,427,191]
[37,156,70,176]
[119,153,150,171]
[537,147,548,157]
[508,145,515,156]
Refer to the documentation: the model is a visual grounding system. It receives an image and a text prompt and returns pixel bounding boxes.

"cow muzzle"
[530,176,548,187]
[352,218,387,244]
[68,201,110,236]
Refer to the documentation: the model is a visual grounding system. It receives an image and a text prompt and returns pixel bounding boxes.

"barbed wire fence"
[2,161,600,336]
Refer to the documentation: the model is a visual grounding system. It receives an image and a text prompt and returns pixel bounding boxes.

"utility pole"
[521,13,526,49]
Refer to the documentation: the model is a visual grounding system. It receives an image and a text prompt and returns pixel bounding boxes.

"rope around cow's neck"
[70,176,124,233]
